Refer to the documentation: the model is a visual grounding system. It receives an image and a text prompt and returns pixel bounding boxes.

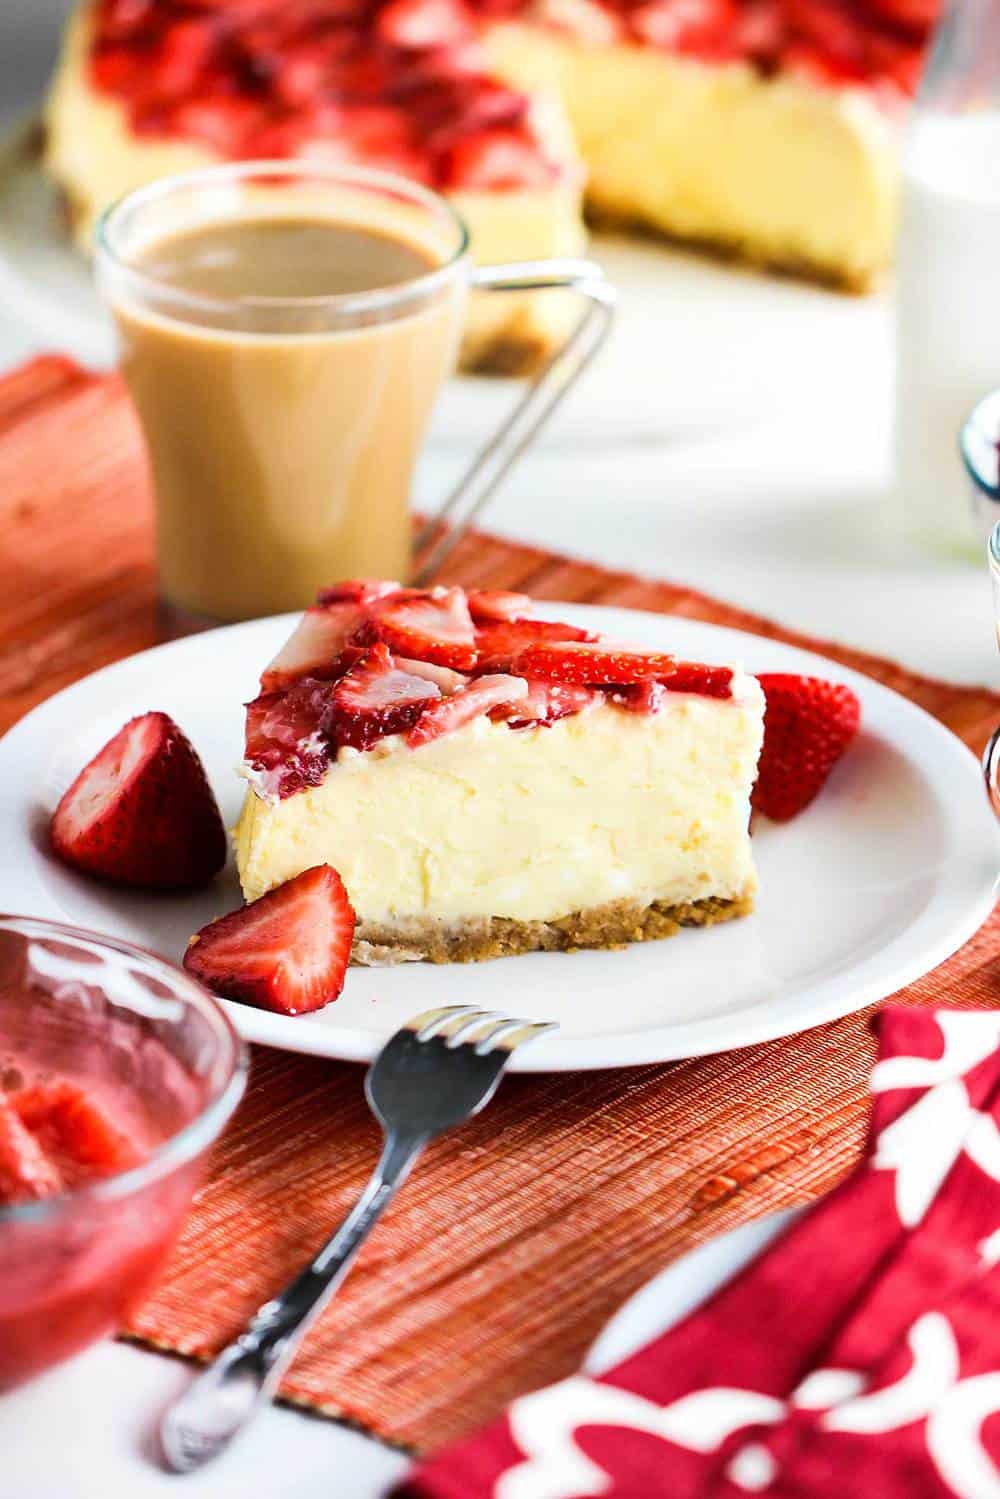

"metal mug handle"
[412,258,617,584]
[985,725,1000,822]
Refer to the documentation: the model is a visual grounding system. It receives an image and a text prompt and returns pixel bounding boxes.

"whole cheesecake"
[233,582,764,964]
[45,0,932,370]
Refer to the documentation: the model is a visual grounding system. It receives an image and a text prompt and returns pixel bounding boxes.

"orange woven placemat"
[1,356,997,1453]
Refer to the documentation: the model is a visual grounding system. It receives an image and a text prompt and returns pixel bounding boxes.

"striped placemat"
[1,356,997,1453]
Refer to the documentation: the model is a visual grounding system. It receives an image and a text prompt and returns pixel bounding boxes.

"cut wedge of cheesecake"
[233,582,764,964]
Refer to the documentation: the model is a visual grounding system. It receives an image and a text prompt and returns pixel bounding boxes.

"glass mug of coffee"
[95,161,615,626]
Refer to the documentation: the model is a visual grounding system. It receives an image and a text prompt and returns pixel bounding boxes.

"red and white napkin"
[398,1007,1000,1498]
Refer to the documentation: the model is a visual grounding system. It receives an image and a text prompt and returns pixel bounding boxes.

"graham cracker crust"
[352,890,754,965]
[584,209,882,295]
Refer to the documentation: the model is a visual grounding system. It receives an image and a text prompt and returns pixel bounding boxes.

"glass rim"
[0,913,248,1228]
[95,159,471,327]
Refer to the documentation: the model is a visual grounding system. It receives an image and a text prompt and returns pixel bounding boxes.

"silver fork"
[159,1005,556,1474]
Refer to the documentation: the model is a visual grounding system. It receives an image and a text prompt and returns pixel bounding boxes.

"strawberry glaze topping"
[88,0,933,174]
[88,0,563,189]
[243,581,736,798]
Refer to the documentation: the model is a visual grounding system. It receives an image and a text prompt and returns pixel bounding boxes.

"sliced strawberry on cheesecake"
[184,865,356,1015]
[235,582,765,965]
[51,711,227,890]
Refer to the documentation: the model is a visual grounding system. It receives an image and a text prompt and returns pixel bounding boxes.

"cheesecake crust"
[351,889,754,965]
[585,208,881,295]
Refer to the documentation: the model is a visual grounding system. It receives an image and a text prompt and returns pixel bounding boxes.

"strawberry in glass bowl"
[0,915,246,1390]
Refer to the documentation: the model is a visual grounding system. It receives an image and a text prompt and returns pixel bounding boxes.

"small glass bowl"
[0,915,246,1390]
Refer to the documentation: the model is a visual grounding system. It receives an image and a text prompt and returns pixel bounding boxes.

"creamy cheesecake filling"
[487,22,898,288]
[235,679,764,928]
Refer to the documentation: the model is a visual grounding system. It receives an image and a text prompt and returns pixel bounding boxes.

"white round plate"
[0,604,995,1072]
[585,1208,798,1374]
[0,125,888,447]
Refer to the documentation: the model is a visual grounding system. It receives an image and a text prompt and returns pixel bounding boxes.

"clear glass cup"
[0,915,246,1390]
[95,161,614,628]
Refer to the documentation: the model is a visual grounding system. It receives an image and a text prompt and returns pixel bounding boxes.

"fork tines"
[406,1005,556,1055]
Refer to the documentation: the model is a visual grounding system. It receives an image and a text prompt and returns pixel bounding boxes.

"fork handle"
[160,1129,426,1473]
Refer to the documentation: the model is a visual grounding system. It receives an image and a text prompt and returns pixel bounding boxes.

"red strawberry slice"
[377,0,474,49]
[439,129,558,191]
[14,1082,143,1186]
[864,30,925,92]
[407,674,528,746]
[184,865,356,1016]
[511,638,680,686]
[862,0,938,34]
[367,588,477,670]
[394,657,469,694]
[51,712,227,890]
[782,0,866,68]
[607,662,734,710]
[466,588,532,623]
[491,679,599,729]
[779,40,864,84]
[260,602,363,692]
[473,617,594,672]
[736,0,787,63]
[630,0,739,55]
[752,673,861,821]
[0,1095,63,1204]
[244,679,334,799]
[147,17,216,99]
[327,643,441,751]
[316,580,402,607]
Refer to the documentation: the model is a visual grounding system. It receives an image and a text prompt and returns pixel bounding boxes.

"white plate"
[0,604,995,1072]
[585,1208,797,1375]
[0,125,889,446]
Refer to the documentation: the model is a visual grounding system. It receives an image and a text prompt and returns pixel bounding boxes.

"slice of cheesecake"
[234,582,764,964]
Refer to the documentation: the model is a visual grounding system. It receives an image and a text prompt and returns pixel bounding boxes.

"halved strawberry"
[0,1095,62,1204]
[439,129,558,191]
[51,713,227,890]
[244,679,334,799]
[327,643,440,751]
[490,679,599,729]
[473,617,593,672]
[14,1082,143,1187]
[466,588,532,623]
[366,588,477,669]
[259,602,363,692]
[407,674,528,746]
[511,638,680,686]
[184,865,356,1016]
[377,0,474,49]
[752,673,861,821]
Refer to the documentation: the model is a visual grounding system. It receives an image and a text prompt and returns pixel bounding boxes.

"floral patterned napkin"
[398,1007,1000,1498]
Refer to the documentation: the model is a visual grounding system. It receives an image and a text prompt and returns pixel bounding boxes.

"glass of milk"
[895,0,1000,558]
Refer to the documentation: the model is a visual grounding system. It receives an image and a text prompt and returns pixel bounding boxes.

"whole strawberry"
[51,712,227,889]
[752,674,861,821]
